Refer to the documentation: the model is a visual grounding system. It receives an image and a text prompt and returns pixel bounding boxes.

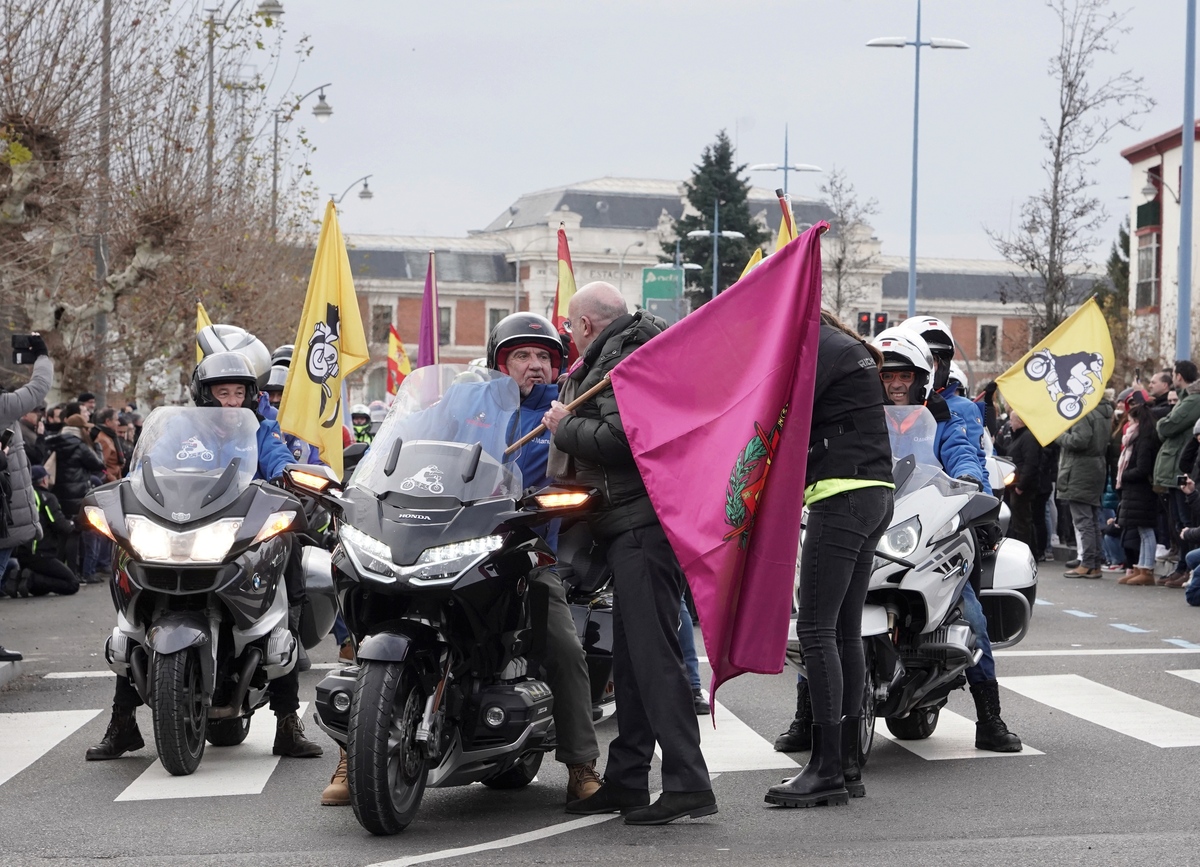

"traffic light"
[857,312,871,336]
[873,313,888,336]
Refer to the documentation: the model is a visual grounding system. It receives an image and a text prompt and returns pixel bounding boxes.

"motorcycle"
[82,407,337,776]
[285,364,611,836]
[793,405,1037,762]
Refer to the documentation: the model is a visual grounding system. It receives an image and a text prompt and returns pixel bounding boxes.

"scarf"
[1116,419,1138,490]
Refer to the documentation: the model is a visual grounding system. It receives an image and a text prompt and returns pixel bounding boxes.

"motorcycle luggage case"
[979,537,1037,647]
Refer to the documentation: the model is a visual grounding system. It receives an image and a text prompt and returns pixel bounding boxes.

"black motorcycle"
[82,406,336,776]
[284,365,612,836]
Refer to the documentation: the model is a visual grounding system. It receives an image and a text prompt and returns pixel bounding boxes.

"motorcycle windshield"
[128,407,259,521]
[351,365,523,501]
[885,405,939,467]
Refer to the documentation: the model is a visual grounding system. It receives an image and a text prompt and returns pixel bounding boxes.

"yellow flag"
[739,247,764,279]
[774,202,797,252]
[196,302,213,364]
[277,200,370,478]
[995,298,1114,446]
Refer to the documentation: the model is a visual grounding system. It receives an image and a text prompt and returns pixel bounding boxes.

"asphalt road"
[4,561,1200,867]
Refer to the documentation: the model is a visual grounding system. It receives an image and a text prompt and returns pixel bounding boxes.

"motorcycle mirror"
[383,438,404,477]
[462,442,483,484]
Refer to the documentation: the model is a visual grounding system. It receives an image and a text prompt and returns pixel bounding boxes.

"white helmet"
[198,324,272,389]
[948,360,968,393]
[899,316,955,359]
[872,330,934,404]
[351,403,370,421]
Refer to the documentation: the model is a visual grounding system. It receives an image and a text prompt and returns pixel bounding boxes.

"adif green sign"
[641,267,685,324]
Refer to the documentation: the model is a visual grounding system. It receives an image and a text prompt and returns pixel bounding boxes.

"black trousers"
[23,553,79,596]
[602,521,710,794]
[1008,488,1038,551]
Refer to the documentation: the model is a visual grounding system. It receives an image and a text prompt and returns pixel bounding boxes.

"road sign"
[642,267,685,324]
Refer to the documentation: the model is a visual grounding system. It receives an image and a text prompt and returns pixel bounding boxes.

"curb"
[0,659,24,689]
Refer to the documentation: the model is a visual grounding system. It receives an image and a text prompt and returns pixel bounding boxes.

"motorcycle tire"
[206,715,251,747]
[482,751,543,790]
[859,675,877,767]
[152,648,207,776]
[885,706,940,740]
[347,660,428,836]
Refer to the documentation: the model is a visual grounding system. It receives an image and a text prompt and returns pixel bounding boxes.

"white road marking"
[875,709,1043,760]
[1062,609,1096,618]
[1167,669,1200,685]
[1164,639,1200,649]
[654,698,799,772]
[44,670,115,679]
[1000,674,1200,748]
[0,709,101,786]
[1034,599,1054,606]
[1111,623,1152,634]
[996,647,1200,657]
[115,702,307,801]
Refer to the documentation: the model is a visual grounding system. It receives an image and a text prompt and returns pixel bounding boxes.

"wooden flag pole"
[504,373,612,456]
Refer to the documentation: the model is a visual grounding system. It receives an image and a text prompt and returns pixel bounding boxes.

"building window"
[979,325,998,362]
[371,305,391,344]
[1136,233,1161,310]
[488,308,511,336]
[438,306,451,346]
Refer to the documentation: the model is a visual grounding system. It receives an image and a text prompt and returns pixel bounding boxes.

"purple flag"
[417,251,439,367]
[609,224,826,702]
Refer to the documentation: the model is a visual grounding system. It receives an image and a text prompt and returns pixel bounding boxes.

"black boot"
[773,679,813,752]
[764,722,848,807]
[970,680,1022,752]
[85,706,145,760]
[288,605,310,673]
[273,712,323,757]
[841,716,865,798]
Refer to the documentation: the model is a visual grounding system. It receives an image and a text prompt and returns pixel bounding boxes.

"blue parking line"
[1063,609,1096,618]
[1164,638,1200,649]
[1110,623,1152,634]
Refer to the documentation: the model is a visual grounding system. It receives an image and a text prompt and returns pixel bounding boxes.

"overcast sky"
[275,0,1190,263]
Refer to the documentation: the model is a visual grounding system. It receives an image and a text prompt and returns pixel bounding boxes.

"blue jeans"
[332,613,350,646]
[677,598,700,691]
[81,531,111,577]
[1186,549,1200,606]
[960,582,996,686]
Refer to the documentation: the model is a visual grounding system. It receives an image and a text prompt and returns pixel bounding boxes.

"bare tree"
[820,168,879,320]
[987,0,1153,342]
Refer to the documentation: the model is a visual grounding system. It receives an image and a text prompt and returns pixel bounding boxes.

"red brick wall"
[456,298,486,346]
[950,316,977,359]
[395,298,422,345]
[1001,317,1030,363]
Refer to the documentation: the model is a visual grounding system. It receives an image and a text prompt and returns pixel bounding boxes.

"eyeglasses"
[880,371,916,384]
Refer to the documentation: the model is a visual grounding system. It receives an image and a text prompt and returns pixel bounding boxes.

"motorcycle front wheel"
[152,648,207,775]
[885,706,940,740]
[348,660,428,836]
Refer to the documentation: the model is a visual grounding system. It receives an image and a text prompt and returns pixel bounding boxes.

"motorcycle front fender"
[146,612,210,655]
[356,632,414,663]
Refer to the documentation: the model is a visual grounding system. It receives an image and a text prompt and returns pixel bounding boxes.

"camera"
[12,334,45,365]
[1179,474,1190,488]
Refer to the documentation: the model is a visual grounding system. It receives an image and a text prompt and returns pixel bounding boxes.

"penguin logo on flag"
[306,303,342,427]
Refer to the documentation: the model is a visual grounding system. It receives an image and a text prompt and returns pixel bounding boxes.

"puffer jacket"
[553,311,663,541]
[0,356,53,547]
[45,426,105,515]
[1056,399,1113,505]
[1155,380,1200,488]
[1117,421,1160,530]
[1006,426,1043,494]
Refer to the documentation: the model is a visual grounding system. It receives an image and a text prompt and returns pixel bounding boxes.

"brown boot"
[273,712,324,757]
[566,759,602,802]
[321,748,349,805]
[1125,567,1158,586]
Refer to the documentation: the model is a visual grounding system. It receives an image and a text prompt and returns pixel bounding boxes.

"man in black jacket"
[545,282,715,826]
[1005,413,1043,550]
[6,466,79,597]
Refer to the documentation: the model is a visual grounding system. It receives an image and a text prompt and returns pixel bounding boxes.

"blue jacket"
[258,394,321,465]
[254,418,297,481]
[928,393,986,483]
[940,382,988,468]
[511,384,560,551]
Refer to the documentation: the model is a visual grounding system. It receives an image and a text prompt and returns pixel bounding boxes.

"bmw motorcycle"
[83,407,336,776]
[793,405,1036,762]
[285,365,609,836]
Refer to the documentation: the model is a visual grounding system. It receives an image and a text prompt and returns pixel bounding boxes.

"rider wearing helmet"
[350,404,373,443]
[86,352,323,763]
[872,331,1022,754]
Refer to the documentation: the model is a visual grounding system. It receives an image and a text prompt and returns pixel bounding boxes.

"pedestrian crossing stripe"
[875,709,1044,760]
[0,709,101,786]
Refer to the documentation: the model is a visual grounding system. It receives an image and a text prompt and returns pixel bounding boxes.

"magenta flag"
[417,250,439,367]
[609,223,826,702]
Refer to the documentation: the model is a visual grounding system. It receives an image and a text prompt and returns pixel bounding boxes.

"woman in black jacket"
[766,311,894,809]
[1115,391,1160,586]
[43,413,104,574]
[1005,413,1043,550]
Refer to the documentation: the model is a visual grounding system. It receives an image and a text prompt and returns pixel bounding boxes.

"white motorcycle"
[793,405,1037,762]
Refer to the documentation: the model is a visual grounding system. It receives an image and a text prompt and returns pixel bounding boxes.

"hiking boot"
[86,706,144,760]
[566,759,602,802]
[773,679,813,752]
[273,712,323,758]
[1165,571,1191,588]
[1158,569,1188,587]
[320,748,349,805]
[970,681,1022,752]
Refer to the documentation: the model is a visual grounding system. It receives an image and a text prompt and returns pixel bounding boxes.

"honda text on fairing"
[83,407,336,775]
[284,364,612,836]
[793,405,1036,761]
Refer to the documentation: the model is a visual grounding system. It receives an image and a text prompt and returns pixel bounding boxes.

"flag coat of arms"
[277,200,370,478]
[995,297,1114,446]
[609,223,827,700]
[387,324,411,395]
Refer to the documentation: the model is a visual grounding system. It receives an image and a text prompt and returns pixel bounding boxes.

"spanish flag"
[995,297,1114,446]
[387,324,411,395]
[196,302,213,364]
[774,189,797,252]
[551,222,576,331]
[277,200,370,478]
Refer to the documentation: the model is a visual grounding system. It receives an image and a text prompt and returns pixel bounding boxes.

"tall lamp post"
[868,0,968,318]
[330,175,374,205]
[618,240,644,292]
[748,125,822,197]
[510,237,545,313]
[1179,0,1196,360]
[687,201,745,301]
[206,0,286,213]
[272,84,332,234]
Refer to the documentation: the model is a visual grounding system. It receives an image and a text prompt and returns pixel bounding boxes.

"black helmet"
[271,344,295,368]
[262,364,288,394]
[486,313,563,373]
[191,352,261,410]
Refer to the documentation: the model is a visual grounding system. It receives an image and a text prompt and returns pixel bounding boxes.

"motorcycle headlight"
[125,515,242,564]
[339,526,506,586]
[340,525,400,583]
[878,517,921,559]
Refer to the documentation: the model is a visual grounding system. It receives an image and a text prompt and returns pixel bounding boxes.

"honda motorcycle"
[83,407,336,776]
[286,365,610,836]
[793,405,1037,762]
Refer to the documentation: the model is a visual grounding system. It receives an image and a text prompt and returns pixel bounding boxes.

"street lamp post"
[330,175,374,205]
[1179,0,1196,360]
[748,125,822,197]
[686,200,746,301]
[618,240,644,292]
[272,84,333,234]
[868,0,969,318]
[511,237,545,313]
